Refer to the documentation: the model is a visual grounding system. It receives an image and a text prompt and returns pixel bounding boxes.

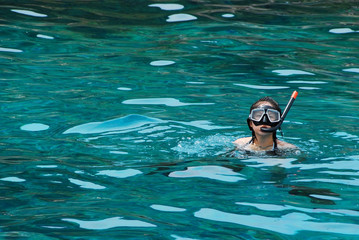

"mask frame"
[248,105,281,127]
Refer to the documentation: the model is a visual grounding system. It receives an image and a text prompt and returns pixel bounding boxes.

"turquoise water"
[1,0,359,239]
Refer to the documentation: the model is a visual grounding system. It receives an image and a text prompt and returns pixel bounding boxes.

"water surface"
[1,0,359,239]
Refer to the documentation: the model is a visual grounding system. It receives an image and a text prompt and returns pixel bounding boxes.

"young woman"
[234,96,298,154]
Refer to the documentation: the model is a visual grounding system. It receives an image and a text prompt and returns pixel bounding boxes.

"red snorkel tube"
[261,91,298,132]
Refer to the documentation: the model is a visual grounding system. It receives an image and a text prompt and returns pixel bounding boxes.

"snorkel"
[261,91,298,133]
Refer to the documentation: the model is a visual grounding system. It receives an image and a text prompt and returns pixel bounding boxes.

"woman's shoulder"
[233,137,252,147]
[277,139,298,150]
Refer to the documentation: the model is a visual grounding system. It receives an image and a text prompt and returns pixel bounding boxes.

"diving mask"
[249,105,281,127]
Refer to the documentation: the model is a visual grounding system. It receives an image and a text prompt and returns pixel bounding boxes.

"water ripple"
[234,83,289,90]
[343,68,359,73]
[194,208,359,235]
[122,98,214,107]
[272,70,315,76]
[11,9,47,17]
[150,204,186,212]
[169,165,245,182]
[0,177,26,182]
[96,169,142,178]
[235,202,359,217]
[20,123,49,132]
[62,217,156,229]
[167,14,197,23]
[293,178,359,187]
[68,178,106,190]
[63,114,164,134]
[241,157,359,172]
[149,4,184,11]
[150,60,176,66]
[36,34,54,40]
[171,234,198,240]
[287,80,327,84]
[329,28,358,34]
[0,47,23,53]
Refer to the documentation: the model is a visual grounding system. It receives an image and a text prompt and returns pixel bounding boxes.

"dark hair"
[249,96,281,114]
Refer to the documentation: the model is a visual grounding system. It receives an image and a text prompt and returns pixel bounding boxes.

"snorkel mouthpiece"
[260,91,298,132]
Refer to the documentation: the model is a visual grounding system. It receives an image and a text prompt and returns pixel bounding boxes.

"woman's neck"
[253,134,274,150]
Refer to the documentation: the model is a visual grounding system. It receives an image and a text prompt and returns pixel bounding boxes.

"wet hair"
[249,96,281,114]
[247,96,282,146]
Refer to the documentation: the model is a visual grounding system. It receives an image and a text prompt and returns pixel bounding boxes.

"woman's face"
[249,101,276,136]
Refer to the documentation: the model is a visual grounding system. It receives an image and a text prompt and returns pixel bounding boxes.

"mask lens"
[267,109,280,122]
[250,109,265,121]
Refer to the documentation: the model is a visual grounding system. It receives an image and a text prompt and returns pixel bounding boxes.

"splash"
[172,134,235,157]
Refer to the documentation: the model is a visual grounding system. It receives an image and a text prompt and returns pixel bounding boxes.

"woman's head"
[247,96,282,137]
